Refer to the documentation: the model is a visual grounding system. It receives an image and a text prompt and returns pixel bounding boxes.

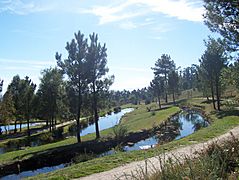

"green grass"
[121,106,179,132]
[28,98,239,180]
[0,105,179,166]
[137,137,239,180]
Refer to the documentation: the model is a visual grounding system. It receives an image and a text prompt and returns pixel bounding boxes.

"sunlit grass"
[29,98,239,179]
[0,105,179,165]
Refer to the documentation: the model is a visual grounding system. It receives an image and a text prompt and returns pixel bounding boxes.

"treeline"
[111,0,239,109]
[0,31,114,142]
[111,37,239,110]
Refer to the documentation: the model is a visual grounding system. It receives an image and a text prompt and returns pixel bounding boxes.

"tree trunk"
[93,81,100,139]
[49,118,52,132]
[157,93,161,109]
[27,96,30,137]
[215,79,221,111]
[27,117,30,137]
[76,82,82,143]
[210,81,216,110]
[51,116,54,130]
[55,118,57,127]
[165,93,168,103]
[14,119,17,133]
[4,126,7,135]
[20,120,22,132]
[172,90,175,104]
[164,72,168,103]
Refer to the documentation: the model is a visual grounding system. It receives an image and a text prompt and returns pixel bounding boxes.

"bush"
[121,134,239,179]
[151,111,156,116]
[68,123,77,133]
[71,153,95,163]
[52,127,64,139]
[113,106,122,113]
[112,124,128,142]
[145,99,151,105]
[224,99,237,111]
[39,132,54,143]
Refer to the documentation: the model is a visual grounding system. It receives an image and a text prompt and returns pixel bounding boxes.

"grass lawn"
[0,105,179,166]
[28,98,239,180]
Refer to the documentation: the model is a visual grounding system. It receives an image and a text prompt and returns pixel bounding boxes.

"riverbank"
[79,125,239,180]
[29,98,239,179]
[0,105,180,178]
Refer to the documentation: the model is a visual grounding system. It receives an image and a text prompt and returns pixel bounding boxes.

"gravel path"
[78,126,239,180]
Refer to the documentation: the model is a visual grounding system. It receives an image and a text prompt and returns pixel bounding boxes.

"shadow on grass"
[214,109,239,119]
[154,106,171,112]
[201,100,214,104]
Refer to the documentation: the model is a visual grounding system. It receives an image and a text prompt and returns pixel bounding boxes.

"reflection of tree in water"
[172,112,208,133]
[185,112,208,131]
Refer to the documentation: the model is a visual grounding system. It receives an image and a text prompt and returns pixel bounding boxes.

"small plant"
[224,99,237,111]
[113,124,128,142]
[71,153,95,163]
[68,123,77,133]
[151,111,156,116]
[120,134,239,179]
[39,132,54,143]
[114,106,122,113]
[52,127,64,139]
[112,143,125,153]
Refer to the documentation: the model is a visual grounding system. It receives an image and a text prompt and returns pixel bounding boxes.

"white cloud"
[0,0,52,15]
[0,0,204,23]
[84,0,204,25]
[83,1,145,25]
[119,21,137,30]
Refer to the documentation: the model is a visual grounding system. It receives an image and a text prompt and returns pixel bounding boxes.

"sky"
[0,0,213,93]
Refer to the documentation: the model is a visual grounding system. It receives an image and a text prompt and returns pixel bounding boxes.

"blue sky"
[0,0,213,93]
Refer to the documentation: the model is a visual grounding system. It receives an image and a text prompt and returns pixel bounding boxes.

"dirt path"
[78,126,239,180]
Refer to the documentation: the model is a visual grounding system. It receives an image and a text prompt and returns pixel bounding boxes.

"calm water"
[124,111,209,151]
[2,110,208,180]
[0,122,43,132]
[1,108,134,179]
[1,164,66,180]
[80,108,134,136]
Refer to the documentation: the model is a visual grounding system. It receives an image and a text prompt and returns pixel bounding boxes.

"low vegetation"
[130,135,239,180]
[0,105,179,166]
[28,98,239,179]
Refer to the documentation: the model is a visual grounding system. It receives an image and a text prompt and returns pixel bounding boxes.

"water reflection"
[0,108,134,179]
[80,108,134,136]
[1,110,208,180]
[0,122,43,132]
[1,164,66,180]
[125,110,209,150]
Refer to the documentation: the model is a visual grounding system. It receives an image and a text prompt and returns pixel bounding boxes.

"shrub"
[68,123,77,133]
[52,127,64,139]
[71,153,95,163]
[151,111,156,116]
[39,132,54,143]
[120,134,239,179]
[112,124,128,142]
[113,106,122,113]
[224,99,237,111]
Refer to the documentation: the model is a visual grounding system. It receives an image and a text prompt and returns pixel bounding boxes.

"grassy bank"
[30,99,239,180]
[0,105,179,166]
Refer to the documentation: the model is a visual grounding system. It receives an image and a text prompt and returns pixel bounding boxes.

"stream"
[0,122,43,133]
[0,108,134,155]
[1,109,209,180]
[1,108,134,180]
